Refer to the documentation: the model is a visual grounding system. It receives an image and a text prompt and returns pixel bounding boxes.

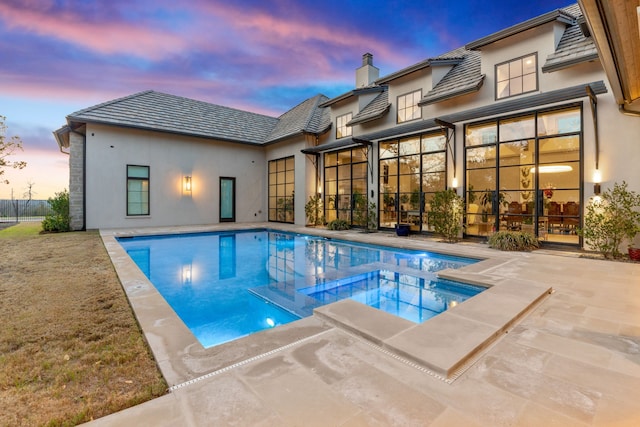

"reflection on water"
[118,230,479,348]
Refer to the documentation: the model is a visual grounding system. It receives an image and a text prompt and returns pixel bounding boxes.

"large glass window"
[324,148,368,226]
[268,157,295,223]
[379,132,446,232]
[336,113,353,139]
[496,53,537,99]
[397,90,422,123]
[127,165,149,216]
[464,105,582,245]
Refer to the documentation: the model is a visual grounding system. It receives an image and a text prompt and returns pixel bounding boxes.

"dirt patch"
[0,227,167,426]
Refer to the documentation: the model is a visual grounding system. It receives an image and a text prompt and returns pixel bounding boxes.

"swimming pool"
[118,229,483,348]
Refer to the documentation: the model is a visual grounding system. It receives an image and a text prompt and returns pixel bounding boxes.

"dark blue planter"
[395,223,410,236]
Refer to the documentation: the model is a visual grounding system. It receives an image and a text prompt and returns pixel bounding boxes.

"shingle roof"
[542,5,598,72]
[266,94,331,143]
[347,88,390,125]
[419,49,484,106]
[67,90,279,145]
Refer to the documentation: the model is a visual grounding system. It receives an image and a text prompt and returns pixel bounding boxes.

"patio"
[91,223,640,426]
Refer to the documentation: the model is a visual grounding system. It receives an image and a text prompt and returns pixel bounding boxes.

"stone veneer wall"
[69,132,84,231]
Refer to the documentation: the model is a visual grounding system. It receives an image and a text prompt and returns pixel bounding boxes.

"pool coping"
[100,223,552,386]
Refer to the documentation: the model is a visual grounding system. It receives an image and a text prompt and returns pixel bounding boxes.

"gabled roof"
[466,7,577,50]
[347,88,390,125]
[542,22,599,72]
[375,52,465,85]
[67,91,279,145]
[265,94,331,144]
[319,85,385,108]
[542,4,599,72]
[419,49,484,106]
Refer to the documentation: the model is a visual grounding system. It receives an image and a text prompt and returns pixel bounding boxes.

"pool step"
[314,278,552,380]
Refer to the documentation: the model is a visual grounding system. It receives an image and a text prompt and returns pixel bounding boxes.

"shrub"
[430,189,463,242]
[304,195,324,226]
[488,230,540,251]
[578,181,640,259]
[326,219,350,230]
[42,190,70,232]
[353,201,378,232]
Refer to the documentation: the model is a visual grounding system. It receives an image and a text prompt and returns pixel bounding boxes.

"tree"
[1,115,27,184]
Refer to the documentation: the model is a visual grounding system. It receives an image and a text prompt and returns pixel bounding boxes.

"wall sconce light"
[183,176,192,195]
[593,169,601,195]
[594,183,601,195]
[452,176,459,189]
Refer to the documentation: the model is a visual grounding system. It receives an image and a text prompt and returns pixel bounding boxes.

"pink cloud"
[190,2,413,75]
[0,2,186,60]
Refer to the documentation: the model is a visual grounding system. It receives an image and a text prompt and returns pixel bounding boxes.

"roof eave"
[318,91,354,107]
[53,125,71,153]
[418,76,485,106]
[375,59,431,84]
[578,0,640,111]
[346,104,391,126]
[265,124,332,146]
[541,53,600,73]
[68,116,265,146]
[466,9,576,50]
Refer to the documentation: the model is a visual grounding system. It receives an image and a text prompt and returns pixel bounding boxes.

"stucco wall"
[84,124,266,229]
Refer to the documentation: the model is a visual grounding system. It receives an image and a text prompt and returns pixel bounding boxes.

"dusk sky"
[1,0,572,200]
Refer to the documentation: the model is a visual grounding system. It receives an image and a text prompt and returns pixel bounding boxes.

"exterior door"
[220,177,235,222]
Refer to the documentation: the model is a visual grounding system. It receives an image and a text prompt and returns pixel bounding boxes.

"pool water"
[118,229,483,348]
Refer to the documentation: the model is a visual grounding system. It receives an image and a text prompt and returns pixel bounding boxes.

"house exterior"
[54,3,640,249]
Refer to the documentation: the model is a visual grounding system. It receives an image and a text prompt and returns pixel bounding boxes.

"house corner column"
[68,132,85,231]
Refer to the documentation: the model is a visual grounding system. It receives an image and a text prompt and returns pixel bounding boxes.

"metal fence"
[0,199,53,223]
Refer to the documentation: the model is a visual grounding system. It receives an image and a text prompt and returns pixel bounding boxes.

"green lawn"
[0,222,42,238]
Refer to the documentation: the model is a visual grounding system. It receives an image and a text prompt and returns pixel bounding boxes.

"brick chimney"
[356,53,379,88]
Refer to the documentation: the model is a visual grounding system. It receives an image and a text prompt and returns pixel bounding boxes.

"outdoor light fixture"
[183,175,192,194]
[530,165,573,173]
[593,169,602,195]
[452,176,459,189]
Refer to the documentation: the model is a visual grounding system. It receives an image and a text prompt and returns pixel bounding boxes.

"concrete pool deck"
[92,223,640,426]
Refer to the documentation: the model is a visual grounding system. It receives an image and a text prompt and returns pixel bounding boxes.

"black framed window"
[397,89,422,123]
[464,104,582,245]
[378,131,446,232]
[324,148,368,226]
[127,165,149,216]
[336,113,353,139]
[268,156,295,223]
[496,53,537,99]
